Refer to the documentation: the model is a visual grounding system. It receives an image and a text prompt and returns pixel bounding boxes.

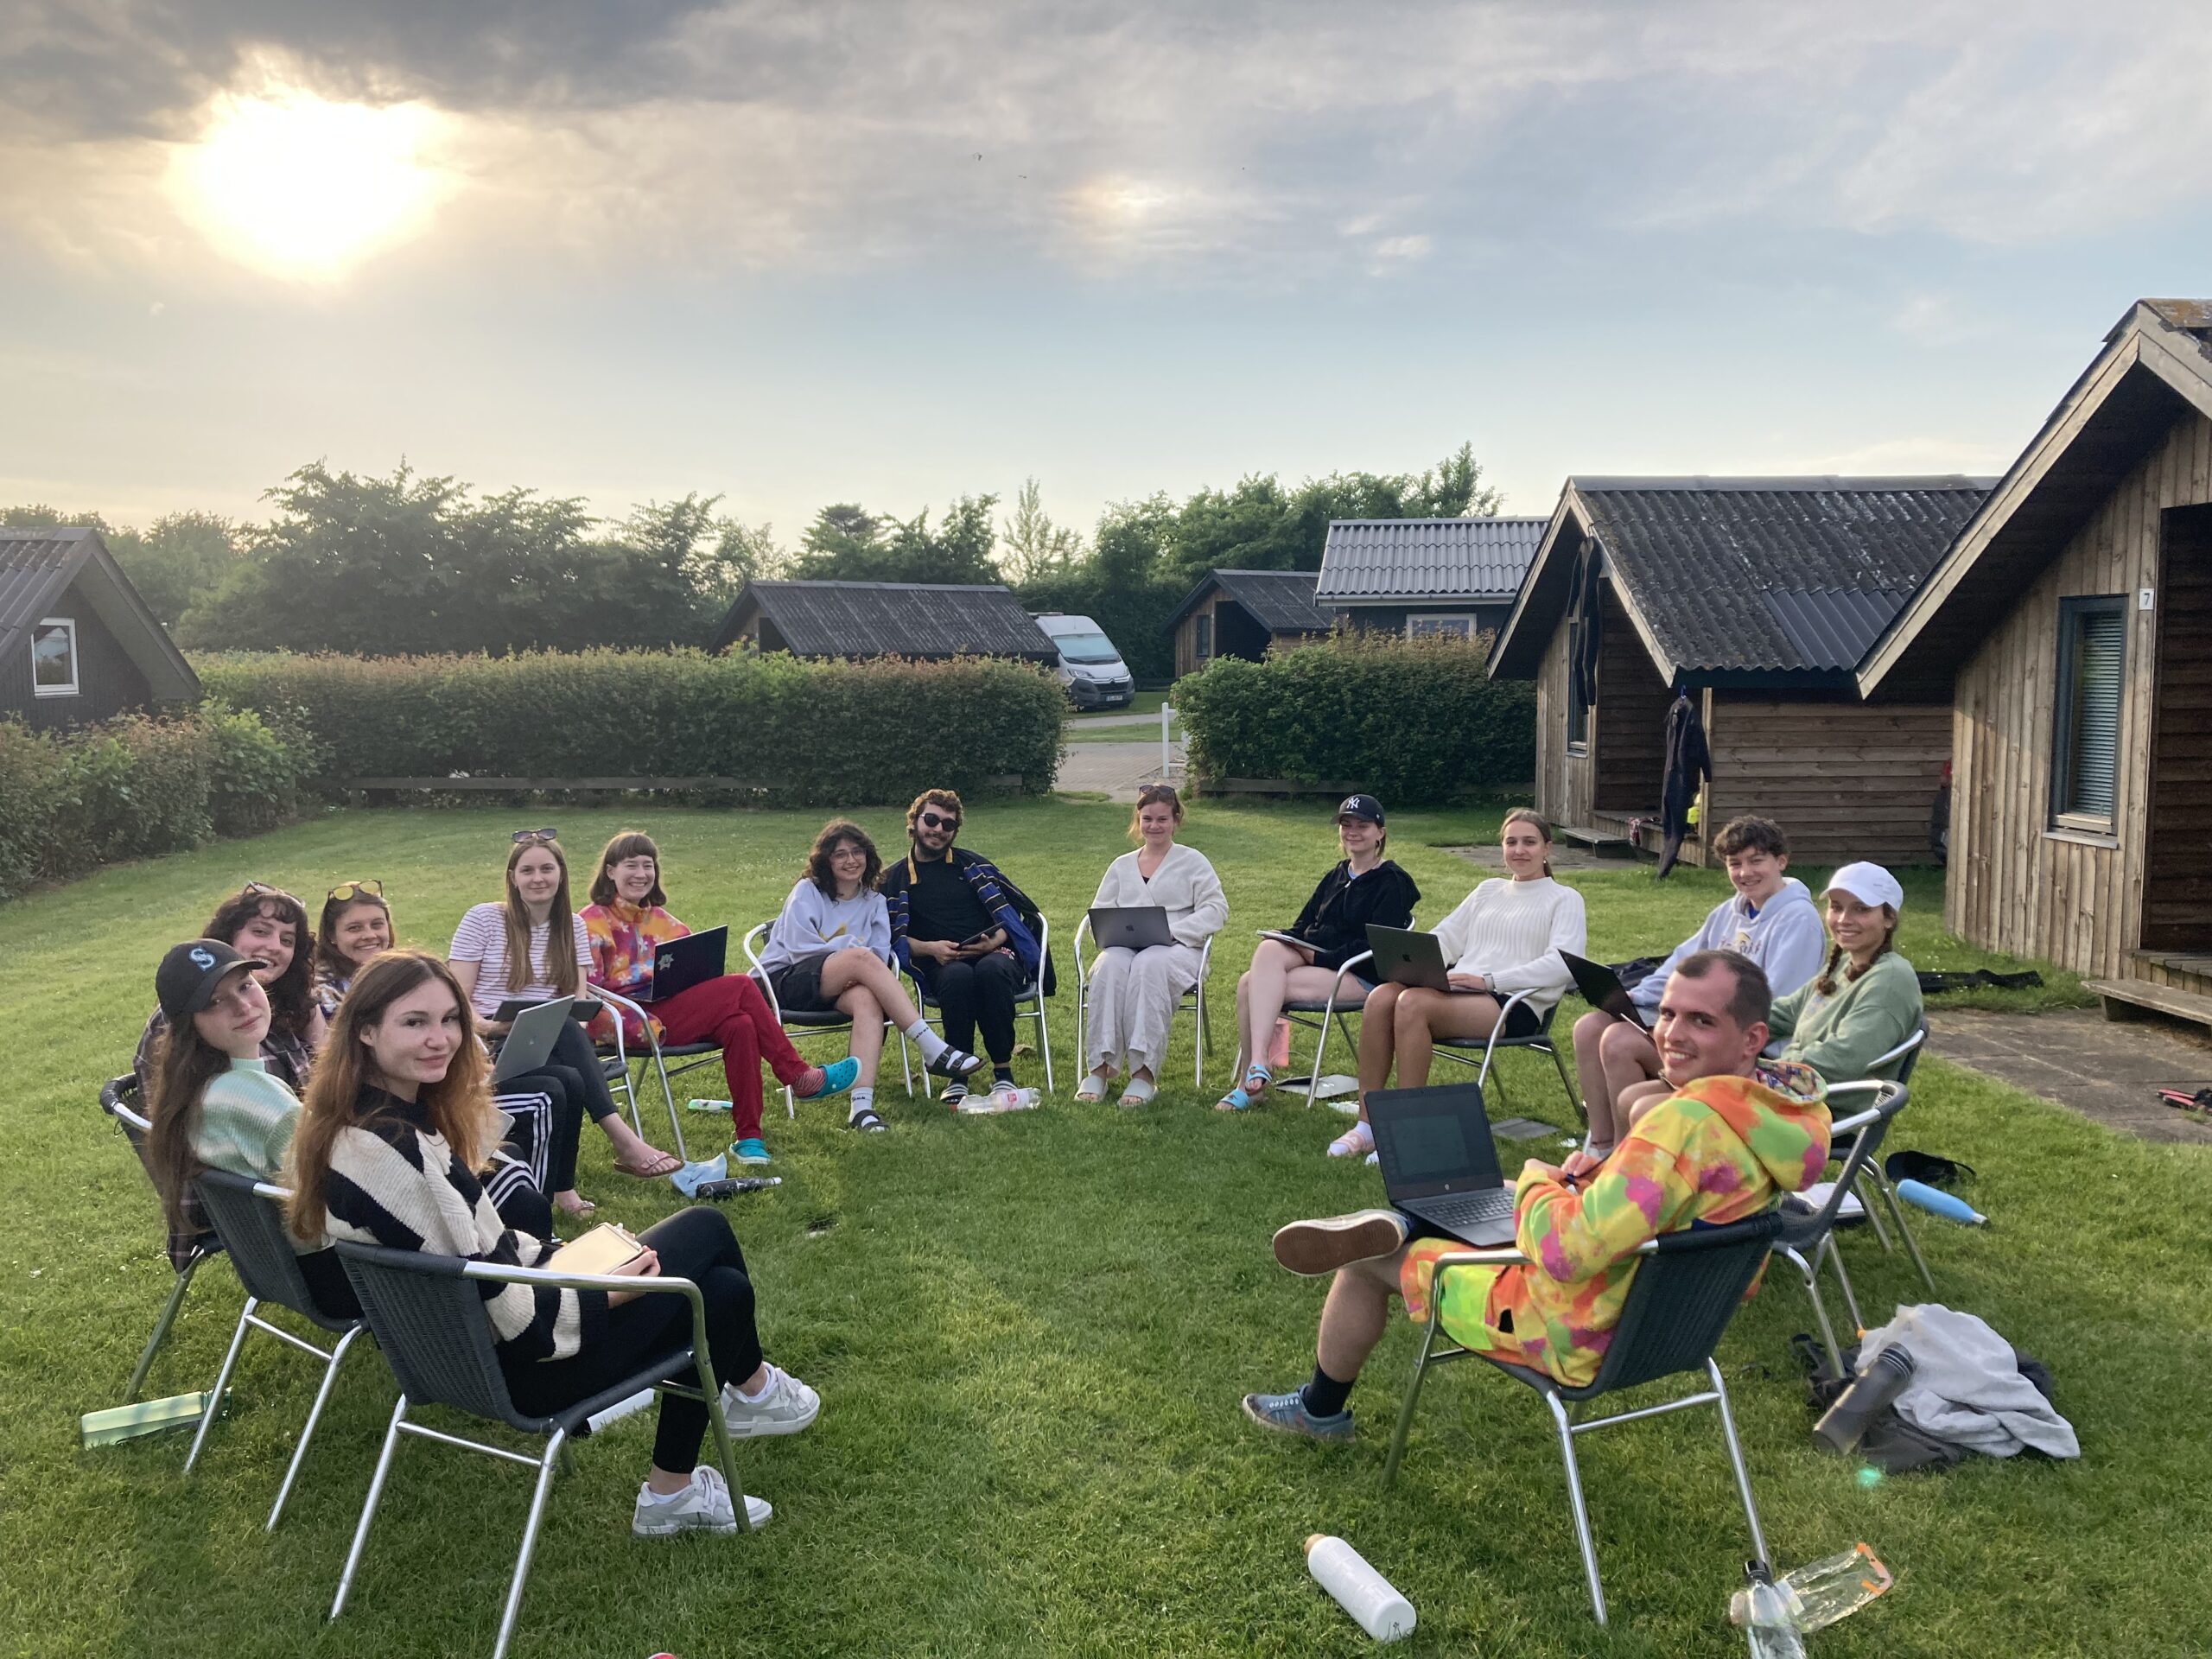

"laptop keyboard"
[1414,1188,1516,1230]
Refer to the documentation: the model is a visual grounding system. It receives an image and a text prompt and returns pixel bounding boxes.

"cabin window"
[2050,596,2125,832]
[1407,613,1476,641]
[1194,613,1212,663]
[31,617,79,697]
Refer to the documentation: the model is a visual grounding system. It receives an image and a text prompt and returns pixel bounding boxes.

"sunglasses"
[918,811,959,831]
[511,827,559,844]
[327,880,385,903]
[242,880,302,906]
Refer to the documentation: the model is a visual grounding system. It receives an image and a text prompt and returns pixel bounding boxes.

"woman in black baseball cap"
[1218,795,1419,1110]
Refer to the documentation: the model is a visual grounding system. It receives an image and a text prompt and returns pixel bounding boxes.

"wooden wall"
[1948,410,2212,977]
[1707,696,1950,868]
[1592,590,1670,813]
[2140,505,2212,949]
[1533,600,1592,827]
[1173,597,1217,679]
[0,579,154,730]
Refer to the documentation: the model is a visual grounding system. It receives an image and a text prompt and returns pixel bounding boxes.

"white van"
[1031,613,1135,709]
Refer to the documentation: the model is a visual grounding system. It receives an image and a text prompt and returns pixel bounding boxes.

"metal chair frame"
[1832,1026,1936,1292]
[1381,1211,1784,1625]
[1071,916,1213,1090]
[1429,986,1582,1126]
[1224,948,1377,1110]
[592,984,694,1162]
[331,1244,751,1659]
[187,1169,371,1530]
[1772,1084,1904,1375]
[742,922,911,1118]
[101,1076,223,1402]
[900,913,1056,1099]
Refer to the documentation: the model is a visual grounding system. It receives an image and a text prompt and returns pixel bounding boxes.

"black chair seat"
[777,1008,854,1028]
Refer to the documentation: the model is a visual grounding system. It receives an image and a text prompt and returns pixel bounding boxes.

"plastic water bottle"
[1814,1346,1916,1455]
[1729,1545,1892,1635]
[1303,1535,1415,1642]
[1895,1179,1986,1225]
[1739,1561,1805,1658]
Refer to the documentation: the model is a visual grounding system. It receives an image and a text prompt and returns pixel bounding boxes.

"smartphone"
[956,930,994,949]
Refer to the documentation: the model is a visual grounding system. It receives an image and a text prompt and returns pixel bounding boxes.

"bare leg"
[835,985,887,1087]
[817,947,925,1030]
[1316,1252,1405,1382]
[1571,1009,1616,1132]
[1391,987,1500,1091]
[1239,939,1309,1067]
[1355,982,1407,1122]
[1617,1077,1673,1120]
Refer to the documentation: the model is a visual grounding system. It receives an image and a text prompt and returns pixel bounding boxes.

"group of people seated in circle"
[129,782,1927,1534]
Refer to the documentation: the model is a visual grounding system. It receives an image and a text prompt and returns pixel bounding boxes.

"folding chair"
[332,1242,753,1659]
[100,1075,222,1402]
[901,914,1056,1098]
[188,1169,371,1530]
[592,984,693,1161]
[1431,988,1582,1126]
[743,923,911,1118]
[1829,1026,1936,1292]
[1217,948,1380,1111]
[1382,1211,1784,1625]
[1772,1081,1906,1375]
[1071,916,1213,1089]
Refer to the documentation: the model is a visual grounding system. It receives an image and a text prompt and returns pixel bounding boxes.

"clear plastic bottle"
[1782,1544,1894,1632]
[1739,1561,1805,1659]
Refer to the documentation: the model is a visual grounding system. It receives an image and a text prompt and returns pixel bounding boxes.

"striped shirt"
[448,904,592,1021]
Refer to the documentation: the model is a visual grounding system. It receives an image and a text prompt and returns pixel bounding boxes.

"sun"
[175,86,444,277]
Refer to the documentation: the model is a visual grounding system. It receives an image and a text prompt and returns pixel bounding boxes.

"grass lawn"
[2,797,2202,1657]
[1068,690,1169,721]
[1061,714,1179,746]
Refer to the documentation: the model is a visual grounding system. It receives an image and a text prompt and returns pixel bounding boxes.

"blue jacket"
[880,845,1046,987]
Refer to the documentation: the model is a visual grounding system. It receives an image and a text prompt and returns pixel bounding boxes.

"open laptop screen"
[1370,1084,1503,1198]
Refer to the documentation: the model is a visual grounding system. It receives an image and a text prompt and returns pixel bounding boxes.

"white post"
[1161,703,1174,779]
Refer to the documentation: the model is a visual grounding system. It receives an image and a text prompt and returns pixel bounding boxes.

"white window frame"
[1404,612,1479,640]
[31,616,79,697]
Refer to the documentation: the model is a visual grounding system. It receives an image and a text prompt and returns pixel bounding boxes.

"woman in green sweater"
[1764,862,1923,1084]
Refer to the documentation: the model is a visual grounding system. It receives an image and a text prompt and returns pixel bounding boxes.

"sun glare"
[176,87,443,277]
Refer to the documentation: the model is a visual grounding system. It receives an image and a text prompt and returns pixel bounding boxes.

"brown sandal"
[613,1149,683,1180]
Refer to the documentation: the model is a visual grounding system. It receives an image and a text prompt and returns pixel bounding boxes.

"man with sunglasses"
[880,789,1047,1110]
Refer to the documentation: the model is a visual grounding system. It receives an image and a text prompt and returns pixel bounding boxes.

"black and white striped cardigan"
[321,1090,606,1363]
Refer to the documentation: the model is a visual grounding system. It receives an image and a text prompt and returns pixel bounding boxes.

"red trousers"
[649,974,810,1140]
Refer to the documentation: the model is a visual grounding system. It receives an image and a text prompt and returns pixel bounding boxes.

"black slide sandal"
[849,1107,887,1133]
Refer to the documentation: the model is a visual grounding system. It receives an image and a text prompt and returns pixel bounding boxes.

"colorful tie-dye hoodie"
[1407,1060,1828,1389]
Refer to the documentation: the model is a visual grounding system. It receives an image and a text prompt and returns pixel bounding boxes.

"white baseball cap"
[1824,861,1904,912]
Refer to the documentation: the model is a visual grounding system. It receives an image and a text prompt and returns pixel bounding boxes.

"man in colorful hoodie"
[1242,948,1829,1440]
[1568,815,1825,1176]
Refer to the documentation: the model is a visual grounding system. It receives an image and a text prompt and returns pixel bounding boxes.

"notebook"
[546,1222,649,1277]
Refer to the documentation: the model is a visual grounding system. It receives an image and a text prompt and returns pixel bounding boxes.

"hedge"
[0,703,316,899]
[194,649,1067,806]
[1172,632,1535,806]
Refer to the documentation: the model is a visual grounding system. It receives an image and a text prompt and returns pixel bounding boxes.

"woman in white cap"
[1763,861,1923,1085]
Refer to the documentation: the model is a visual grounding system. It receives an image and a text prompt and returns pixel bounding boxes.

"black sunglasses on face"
[918,812,958,831]
[512,827,559,844]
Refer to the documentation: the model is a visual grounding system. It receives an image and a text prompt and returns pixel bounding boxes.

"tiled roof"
[1207,569,1334,632]
[714,580,1057,659]
[0,527,98,643]
[1315,517,1548,603]
[1572,479,1993,676]
[0,525,200,701]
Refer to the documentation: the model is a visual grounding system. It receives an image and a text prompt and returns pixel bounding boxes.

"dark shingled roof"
[711,580,1057,659]
[1315,517,1548,604]
[0,526,200,700]
[1185,569,1334,633]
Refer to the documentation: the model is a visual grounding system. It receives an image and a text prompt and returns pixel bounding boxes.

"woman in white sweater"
[1077,785,1228,1107]
[1330,808,1585,1159]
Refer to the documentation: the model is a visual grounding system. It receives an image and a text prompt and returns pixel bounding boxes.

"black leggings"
[919,951,1024,1064]
[495,1075,588,1194]
[500,1206,764,1475]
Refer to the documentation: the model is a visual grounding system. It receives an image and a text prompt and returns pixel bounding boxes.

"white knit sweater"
[1429,876,1586,1012]
[1090,842,1228,947]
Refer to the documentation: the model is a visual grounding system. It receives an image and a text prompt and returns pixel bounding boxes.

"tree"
[998,477,1084,584]
[790,494,1001,583]
[118,512,248,626]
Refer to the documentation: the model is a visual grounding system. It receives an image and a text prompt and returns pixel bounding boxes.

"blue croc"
[730,1138,771,1166]
[799,1057,860,1099]
[1240,1389,1354,1443]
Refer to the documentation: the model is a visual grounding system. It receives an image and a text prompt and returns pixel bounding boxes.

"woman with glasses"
[757,819,984,1134]
[448,830,685,1192]
[134,881,327,1101]
[581,830,857,1167]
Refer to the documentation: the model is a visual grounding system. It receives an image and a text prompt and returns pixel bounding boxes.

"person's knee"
[1598,1020,1650,1066]
[1572,1009,1611,1053]
[1393,993,1433,1035]
[843,984,881,1019]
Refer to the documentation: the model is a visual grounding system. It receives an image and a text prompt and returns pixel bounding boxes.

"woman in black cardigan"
[1219,795,1418,1110]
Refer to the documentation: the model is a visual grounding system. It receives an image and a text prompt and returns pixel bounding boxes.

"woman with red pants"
[582,831,856,1167]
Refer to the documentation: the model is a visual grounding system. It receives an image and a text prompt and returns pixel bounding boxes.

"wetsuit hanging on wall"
[1656,685,1708,879]
[1568,537,1603,714]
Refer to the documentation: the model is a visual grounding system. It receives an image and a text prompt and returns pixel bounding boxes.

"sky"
[3,0,2211,546]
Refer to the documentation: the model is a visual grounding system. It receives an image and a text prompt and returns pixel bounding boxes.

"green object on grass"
[79,1390,223,1448]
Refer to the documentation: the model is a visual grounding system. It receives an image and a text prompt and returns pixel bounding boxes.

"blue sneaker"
[1241,1389,1355,1443]
[798,1057,860,1099]
[730,1137,771,1166]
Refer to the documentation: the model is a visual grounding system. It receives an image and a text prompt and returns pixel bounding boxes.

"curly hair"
[906,787,963,836]
[804,819,882,894]
[203,885,317,1041]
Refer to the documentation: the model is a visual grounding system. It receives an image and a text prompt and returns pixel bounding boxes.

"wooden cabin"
[0,527,199,729]
[1315,517,1547,639]
[710,580,1058,663]
[1859,298,2212,1025]
[1488,477,1991,868]
[1166,569,1333,678]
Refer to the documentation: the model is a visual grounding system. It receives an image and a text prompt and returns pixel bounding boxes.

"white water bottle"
[1304,1535,1415,1642]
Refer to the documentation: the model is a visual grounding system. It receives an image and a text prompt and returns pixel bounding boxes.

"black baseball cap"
[1336,794,1385,825]
[156,938,267,1020]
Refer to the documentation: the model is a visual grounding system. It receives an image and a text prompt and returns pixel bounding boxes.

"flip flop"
[1116,1077,1157,1109]
[1075,1074,1113,1104]
[613,1148,684,1180]
[848,1107,887,1133]
[554,1192,597,1219]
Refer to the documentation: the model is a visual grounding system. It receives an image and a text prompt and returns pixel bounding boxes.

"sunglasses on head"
[327,879,385,903]
[242,880,302,906]
[512,827,559,844]
[918,811,959,831]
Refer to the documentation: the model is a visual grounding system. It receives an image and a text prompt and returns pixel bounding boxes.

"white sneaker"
[632,1463,771,1535]
[718,1362,821,1439]
[958,1084,1040,1115]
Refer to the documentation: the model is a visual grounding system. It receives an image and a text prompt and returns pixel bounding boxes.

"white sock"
[849,1085,875,1119]
[904,1019,948,1062]
[736,1369,773,1402]
[640,1481,686,1503]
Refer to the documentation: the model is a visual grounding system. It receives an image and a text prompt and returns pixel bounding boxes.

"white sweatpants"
[1084,943,1203,1076]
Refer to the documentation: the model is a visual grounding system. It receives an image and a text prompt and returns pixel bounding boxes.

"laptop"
[1364,924,1453,992]
[648,925,728,1001]
[1560,949,1649,1029]
[493,995,575,1084]
[1366,1083,1517,1246]
[1089,906,1175,950]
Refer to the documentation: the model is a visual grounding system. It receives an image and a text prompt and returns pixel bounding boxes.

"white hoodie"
[1630,876,1826,1012]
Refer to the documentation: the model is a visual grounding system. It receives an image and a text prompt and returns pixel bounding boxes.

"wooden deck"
[2088,965,2212,1032]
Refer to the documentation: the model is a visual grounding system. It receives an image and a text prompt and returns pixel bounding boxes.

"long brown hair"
[146,992,243,1239]
[588,830,666,908]
[805,819,882,895]
[287,950,499,1242]
[315,885,393,987]
[206,885,317,1039]
[501,835,580,994]
[1502,806,1555,879]
[1813,903,1899,997]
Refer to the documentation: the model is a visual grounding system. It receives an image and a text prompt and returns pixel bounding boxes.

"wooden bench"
[2085,976,2212,1033]
[1552,823,1639,857]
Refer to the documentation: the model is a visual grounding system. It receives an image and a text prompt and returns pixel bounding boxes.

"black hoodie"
[1286,860,1421,972]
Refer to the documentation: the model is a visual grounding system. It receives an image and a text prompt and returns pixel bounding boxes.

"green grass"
[1068,690,1169,721]
[1060,714,1179,746]
[2,798,2200,1658]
